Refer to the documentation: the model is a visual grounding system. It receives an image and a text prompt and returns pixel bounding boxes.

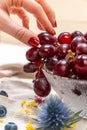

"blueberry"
[5,122,18,130]
[0,90,8,97]
[0,105,7,117]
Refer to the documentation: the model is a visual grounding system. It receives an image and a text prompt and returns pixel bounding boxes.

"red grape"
[56,43,71,59]
[26,47,41,62]
[53,59,70,77]
[34,78,51,97]
[45,56,59,71]
[71,31,83,40]
[76,43,87,55]
[23,62,37,73]
[58,32,71,44]
[38,32,57,45]
[74,54,87,75]
[39,44,55,58]
[71,36,87,52]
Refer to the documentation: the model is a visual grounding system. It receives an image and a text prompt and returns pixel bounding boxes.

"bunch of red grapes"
[23,31,87,97]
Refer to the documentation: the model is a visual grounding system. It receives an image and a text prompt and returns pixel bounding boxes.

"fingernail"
[28,37,40,47]
[51,29,56,35]
[54,21,57,27]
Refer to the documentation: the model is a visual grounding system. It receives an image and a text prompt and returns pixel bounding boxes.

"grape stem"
[37,59,45,77]
[66,50,75,63]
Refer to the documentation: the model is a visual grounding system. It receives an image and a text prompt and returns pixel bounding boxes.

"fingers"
[36,0,57,27]
[36,20,44,30]
[7,0,56,34]
[10,7,29,29]
[22,0,56,35]
[0,0,56,47]
[7,21,40,47]
[0,9,39,47]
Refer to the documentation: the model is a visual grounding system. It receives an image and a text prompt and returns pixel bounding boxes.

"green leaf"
[66,110,82,128]
[72,110,82,118]
[66,118,80,128]
[31,117,40,122]
[36,127,42,130]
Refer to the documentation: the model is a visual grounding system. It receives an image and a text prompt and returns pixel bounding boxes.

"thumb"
[0,10,40,47]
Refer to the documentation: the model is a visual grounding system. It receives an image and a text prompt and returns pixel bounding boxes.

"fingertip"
[53,21,57,28]
[52,29,56,35]
[27,37,40,47]
[48,29,56,35]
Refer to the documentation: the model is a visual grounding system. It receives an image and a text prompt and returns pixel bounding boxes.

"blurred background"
[1,0,87,45]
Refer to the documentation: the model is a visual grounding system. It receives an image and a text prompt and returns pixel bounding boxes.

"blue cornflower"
[37,95,70,130]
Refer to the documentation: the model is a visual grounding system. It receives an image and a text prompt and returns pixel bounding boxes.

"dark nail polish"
[54,21,57,27]
[51,29,56,35]
[28,37,40,47]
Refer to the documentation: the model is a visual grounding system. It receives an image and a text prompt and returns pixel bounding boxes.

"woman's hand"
[0,0,56,47]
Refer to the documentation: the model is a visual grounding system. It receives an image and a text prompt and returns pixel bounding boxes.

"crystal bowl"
[43,66,87,119]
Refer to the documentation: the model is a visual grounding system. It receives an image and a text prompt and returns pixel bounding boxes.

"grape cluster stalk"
[23,31,87,97]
